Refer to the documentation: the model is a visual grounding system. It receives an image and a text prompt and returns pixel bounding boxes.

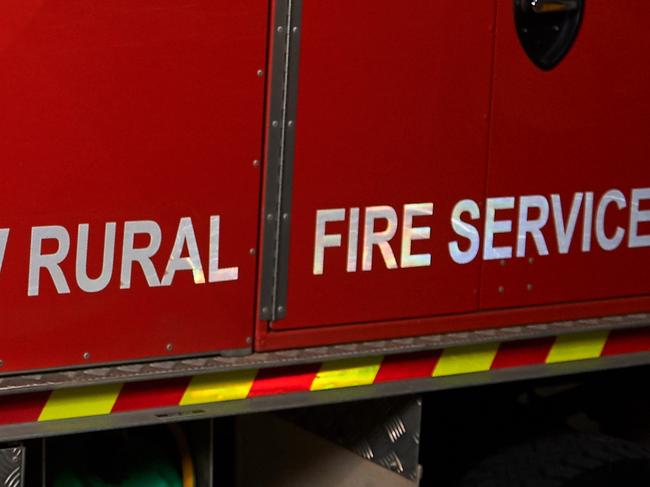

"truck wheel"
[459,433,650,487]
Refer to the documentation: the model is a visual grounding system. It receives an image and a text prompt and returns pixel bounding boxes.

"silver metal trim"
[0,313,646,396]
[0,447,24,487]
[260,0,303,321]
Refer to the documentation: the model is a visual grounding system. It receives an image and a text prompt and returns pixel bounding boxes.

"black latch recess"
[515,0,584,70]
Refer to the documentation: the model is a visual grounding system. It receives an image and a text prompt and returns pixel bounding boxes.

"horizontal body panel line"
[0,325,649,440]
[0,313,646,398]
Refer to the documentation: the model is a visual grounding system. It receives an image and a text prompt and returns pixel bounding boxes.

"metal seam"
[0,314,647,395]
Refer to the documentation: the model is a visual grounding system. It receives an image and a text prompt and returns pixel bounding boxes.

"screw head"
[498,286,505,294]
[292,26,299,33]
[166,343,174,352]
[246,336,253,345]
[277,305,285,314]
[287,120,294,127]
[256,69,264,78]
[528,257,535,264]
[266,213,273,221]
[262,306,269,315]
[527,284,534,292]
[83,352,91,360]
[272,120,279,128]
[500,259,507,267]
[249,248,256,256]
[277,26,284,33]
[253,159,260,167]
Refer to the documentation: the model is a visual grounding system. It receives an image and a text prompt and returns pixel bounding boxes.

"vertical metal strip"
[274,0,302,320]
[260,0,303,321]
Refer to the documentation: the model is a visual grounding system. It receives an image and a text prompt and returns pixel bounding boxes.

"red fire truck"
[0,0,649,485]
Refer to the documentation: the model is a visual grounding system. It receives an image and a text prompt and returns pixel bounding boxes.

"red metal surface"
[113,378,190,413]
[259,297,650,351]
[259,0,650,350]
[0,1,268,372]
[274,0,496,331]
[480,0,650,308]
[3,327,650,429]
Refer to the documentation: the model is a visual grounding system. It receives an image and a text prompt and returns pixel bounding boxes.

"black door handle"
[525,0,579,14]
[514,0,584,70]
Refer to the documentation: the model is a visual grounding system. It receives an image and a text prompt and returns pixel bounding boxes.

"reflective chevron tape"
[0,326,649,426]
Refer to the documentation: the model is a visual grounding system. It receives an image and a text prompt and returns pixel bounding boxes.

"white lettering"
[208,215,238,283]
[629,188,650,248]
[483,197,515,260]
[595,190,626,251]
[582,192,594,252]
[516,195,549,258]
[313,209,345,275]
[449,199,480,264]
[76,223,116,293]
[163,217,206,286]
[551,193,583,254]
[0,229,8,273]
[28,226,71,296]
[120,221,162,289]
[401,203,433,268]
[362,206,398,271]
[347,208,360,272]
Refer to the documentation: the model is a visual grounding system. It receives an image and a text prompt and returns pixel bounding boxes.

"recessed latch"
[514,0,584,70]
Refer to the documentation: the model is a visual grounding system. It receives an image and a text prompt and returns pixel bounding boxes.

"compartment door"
[481,1,650,309]
[271,1,496,330]
[0,1,267,371]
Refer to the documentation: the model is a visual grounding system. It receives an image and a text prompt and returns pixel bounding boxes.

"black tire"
[459,433,650,487]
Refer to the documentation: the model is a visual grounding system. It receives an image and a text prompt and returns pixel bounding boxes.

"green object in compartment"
[52,430,182,487]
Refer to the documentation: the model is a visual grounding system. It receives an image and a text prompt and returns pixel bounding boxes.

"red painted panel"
[275,1,496,330]
[0,392,49,425]
[374,352,440,383]
[112,378,190,413]
[491,337,554,369]
[248,364,321,397]
[0,1,268,371]
[481,1,650,309]
[603,328,650,356]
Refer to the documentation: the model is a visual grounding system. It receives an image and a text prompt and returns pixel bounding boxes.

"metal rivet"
[272,120,279,128]
[266,213,273,221]
[256,69,264,77]
[527,284,534,292]
[277,305,284,314]
[500,259,506,267]
[83,352,91,360]
[292,26,299,33]
[277,26,284,33]
[287,120,294,127]
[166,343,174,352]
[528,257,535,264]
[246,337,253,345]
[282,213,289,221]
[249,248,256,256]
[498,286,505,294]
[253,159,260,167]
[262,306,269,315]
